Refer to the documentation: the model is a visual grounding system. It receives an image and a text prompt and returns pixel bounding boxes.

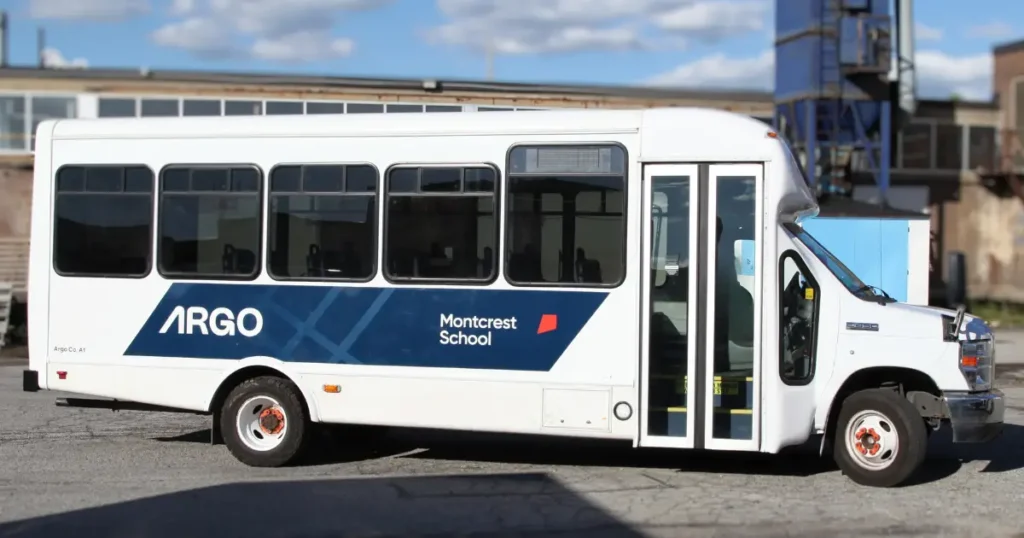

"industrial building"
[0,29,1023,308]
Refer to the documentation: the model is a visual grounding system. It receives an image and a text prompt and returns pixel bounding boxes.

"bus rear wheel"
[833,388,928,487]
[220,375,310,467]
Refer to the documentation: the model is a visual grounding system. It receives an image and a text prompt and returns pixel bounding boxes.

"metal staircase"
[774,0,904,204]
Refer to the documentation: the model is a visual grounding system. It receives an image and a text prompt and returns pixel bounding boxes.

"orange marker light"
[960,356,978,368]
[322,384,341,393]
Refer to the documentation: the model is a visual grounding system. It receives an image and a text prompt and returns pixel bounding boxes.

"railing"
[0,281,11,352]
[0,238,29,302]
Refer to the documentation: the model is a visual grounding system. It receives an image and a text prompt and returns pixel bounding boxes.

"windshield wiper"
[853,284,894,304]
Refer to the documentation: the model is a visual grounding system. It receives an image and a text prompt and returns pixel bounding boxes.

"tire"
[832,388,928,487]
[220,375,310,467]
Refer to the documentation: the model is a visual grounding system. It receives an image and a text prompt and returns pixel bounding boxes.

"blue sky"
[0,0,1019,101]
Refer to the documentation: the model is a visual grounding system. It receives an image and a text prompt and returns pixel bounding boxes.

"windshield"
[783,222,891,302]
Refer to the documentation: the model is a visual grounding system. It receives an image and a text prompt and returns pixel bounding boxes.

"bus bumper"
[23,369,39,392]
[943,389,1004,443]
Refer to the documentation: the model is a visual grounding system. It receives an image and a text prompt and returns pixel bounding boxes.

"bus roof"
[44,106,774,146]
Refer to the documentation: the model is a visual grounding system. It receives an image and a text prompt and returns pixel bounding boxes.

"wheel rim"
[844,409,900,470]
[235,395,288,452]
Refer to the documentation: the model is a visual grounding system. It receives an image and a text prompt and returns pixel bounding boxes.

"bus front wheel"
[220,375,311,467]
[832,388,928,487]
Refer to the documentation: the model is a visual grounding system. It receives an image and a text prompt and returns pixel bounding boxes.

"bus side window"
[779,252,818,384]
[53,165,155,278]
[504,144,627,287]
[267,163,378,281]
[383,165,499,283]
[157,164,263,280]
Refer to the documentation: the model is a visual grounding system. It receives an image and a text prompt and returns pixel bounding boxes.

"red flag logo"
[537,314,558,334]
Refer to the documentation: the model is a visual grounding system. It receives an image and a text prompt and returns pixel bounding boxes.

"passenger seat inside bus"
[222,244,256,275]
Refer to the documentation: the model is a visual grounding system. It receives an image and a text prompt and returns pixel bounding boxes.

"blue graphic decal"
[124,283,610,371]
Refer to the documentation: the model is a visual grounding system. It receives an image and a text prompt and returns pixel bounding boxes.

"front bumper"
[943,389,1005,443]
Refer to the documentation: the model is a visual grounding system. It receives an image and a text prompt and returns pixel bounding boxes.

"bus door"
[639,163,764,452]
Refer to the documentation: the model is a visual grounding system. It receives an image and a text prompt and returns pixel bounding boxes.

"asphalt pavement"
[1,335,1024,537]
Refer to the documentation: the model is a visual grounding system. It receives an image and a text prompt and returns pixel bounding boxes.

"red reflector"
[56,371,67,380]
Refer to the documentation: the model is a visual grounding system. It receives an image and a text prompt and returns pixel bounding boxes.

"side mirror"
[946,251,967,308]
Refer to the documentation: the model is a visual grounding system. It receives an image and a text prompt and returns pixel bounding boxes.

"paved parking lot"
[2,346,1024,537]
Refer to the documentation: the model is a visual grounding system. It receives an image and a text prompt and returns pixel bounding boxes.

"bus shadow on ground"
[160,422,1024,486]
[0,473,645,538]
[158,426,838,477]
[923,422,1024,476]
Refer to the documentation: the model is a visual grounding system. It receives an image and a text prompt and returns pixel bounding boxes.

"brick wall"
[0,166,33,238]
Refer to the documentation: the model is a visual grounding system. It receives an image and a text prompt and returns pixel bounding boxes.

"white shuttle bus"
[22,107,1003,487]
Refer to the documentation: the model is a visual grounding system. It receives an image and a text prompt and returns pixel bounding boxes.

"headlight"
[959,338,995,392]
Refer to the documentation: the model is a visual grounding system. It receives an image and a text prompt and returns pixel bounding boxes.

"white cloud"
[427,0,770,55]
[208,0,388,38]
[152,17,236,58]
[29,0,149,21]
[915,50,991,100]
[40,47,89,69]
[646,49,774,89]
[152,0,391,62]
[170,0,196,15]
[654,0,769,41]
[252,32,355,62]
[966,22,1015,40]
[915,22,943,42]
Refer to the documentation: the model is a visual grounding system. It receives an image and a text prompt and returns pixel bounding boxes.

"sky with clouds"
[1,0,1020,101]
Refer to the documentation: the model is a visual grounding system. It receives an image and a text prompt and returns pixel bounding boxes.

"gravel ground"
[1,359,1023,538]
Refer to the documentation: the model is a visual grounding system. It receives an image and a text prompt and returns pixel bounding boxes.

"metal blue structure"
[774,0,915,204]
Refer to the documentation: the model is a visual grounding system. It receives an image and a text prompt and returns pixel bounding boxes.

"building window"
[968,125,997,171]
[425,105,462,113]
[348,103,384,114]
[384,165,499,282]
[934,123,963,170]
[0,95,27,150]
[387,104,423,113]
[98,98,137,118]
[225,100,263,116]
[158,165,263,279]
[183,99,222,116]
[1016,80,1024,169]
[30,96,77,149]
[53,165,154,277]
[478,107,513,112]
[266,101,304,115]
[268,164,378,281]
[306,102,346,114]
[505,144,627,287]
[899,122,932,169]
[141,99,180,117]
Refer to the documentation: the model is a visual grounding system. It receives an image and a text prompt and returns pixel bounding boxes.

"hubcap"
[844,410,899,470]
[236,395,288,452]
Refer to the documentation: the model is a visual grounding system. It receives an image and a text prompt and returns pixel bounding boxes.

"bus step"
[55,397,205,415]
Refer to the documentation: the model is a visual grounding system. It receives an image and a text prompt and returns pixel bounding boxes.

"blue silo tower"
[774,0,916,204]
